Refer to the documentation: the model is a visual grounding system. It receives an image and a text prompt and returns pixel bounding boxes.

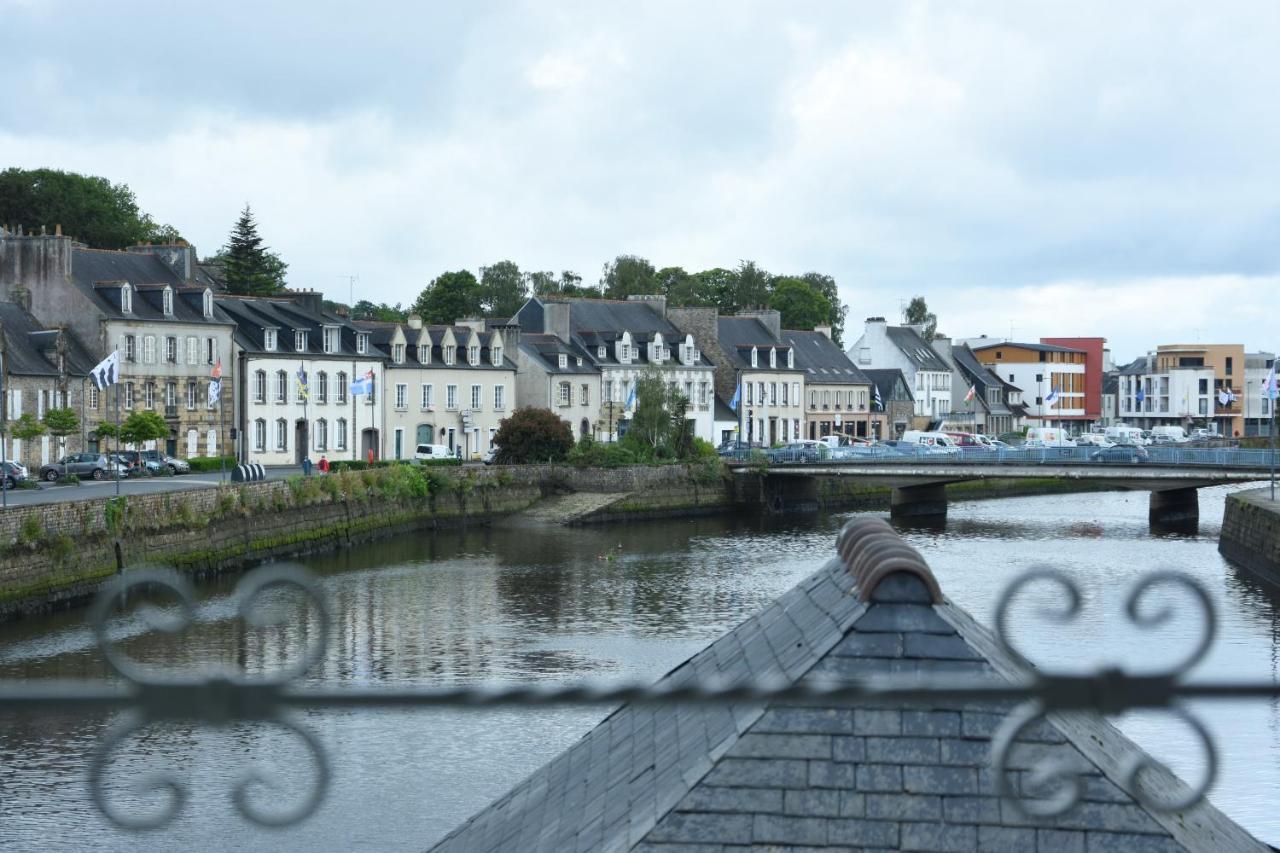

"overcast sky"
[3,0,1277,359]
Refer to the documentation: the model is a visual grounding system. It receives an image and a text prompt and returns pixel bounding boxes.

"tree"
[119,410,168,447]
[904,296,938,341]
[220,205,288,295]
[723,261,772,313]
[10,413,44,443]
[694,267,736,311]
[479,261,528,318]
[42,408,80,475]
[601,255,657,299]
[0,167,181,249]
[492,408,573,463]
[412,270,482,324]
[656,266,715,307]
[348,300,408,322]
[627,369,675,453]
[769,278,833,331]
[800,272,848,345]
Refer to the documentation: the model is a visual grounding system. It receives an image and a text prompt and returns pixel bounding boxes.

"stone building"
[0,229,236,458]
[0,301,95,469]
[510,329,602,440]
[862,369,915,439]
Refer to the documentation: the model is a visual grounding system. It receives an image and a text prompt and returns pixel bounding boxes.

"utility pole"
[335,275,359,312]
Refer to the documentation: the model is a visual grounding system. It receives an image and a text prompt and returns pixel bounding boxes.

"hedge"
[327,458,462,473]
[186,456,238,472]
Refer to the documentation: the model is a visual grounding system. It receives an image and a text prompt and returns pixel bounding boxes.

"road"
[0,466,303,509]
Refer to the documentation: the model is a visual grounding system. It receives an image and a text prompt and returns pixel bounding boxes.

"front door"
[295,420,308,464]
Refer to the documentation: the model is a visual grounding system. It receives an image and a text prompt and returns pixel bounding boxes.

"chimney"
[290,289,324,315]
[457,316,486,333]
[737,309,781,340]
[543,301,571,343]
[407,313,423,330]
[814,325,832,340]
[494,321,521,353]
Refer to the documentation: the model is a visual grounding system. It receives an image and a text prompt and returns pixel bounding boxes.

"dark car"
[1090,444,1149,464]
[115,450,164,474]
[1,461,27,489]
[140,450,190,474]
[39,453,120,481]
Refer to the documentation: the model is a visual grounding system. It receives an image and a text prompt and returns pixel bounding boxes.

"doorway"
[295,420,308,464]
[361,428,379,460]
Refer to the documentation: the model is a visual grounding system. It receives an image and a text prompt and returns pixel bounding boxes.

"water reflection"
[0,486,1275,851]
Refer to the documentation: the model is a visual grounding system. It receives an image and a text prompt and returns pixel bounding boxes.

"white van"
[901,430,959,450]
[1104,425,1147,446]
[414,443,454,461]
[1151,426,1188,443]
[1024,427,1075,447]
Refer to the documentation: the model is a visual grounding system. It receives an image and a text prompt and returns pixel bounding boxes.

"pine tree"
[221,205,287,295]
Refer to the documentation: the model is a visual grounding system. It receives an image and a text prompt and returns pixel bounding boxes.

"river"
[0,484,1277,850]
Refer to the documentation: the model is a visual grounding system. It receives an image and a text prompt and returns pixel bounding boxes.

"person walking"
[318,455,329,474]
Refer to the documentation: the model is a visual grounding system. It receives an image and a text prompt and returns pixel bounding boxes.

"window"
[142,335,156,364]
[471,384,482,410]
[395,383,407,409]
[469,345,479,365]
[315,419,327,451]
[787,350,794,369]
[323,327,339,354]
[294,331,307,352]
[254,419,266,452]
[125,383,135,409]
[275,419,288,451]
[581,384,590,406]
[186,336,199,364]
[823,390,831,409]
[604,380,614,402]
[494,385,505,410]
[121,285,132,314]
[162,287,173,316]
[393,343,405,363]
[264,329,277,352]
[769,383,777,405]
[769,349,776,368]
[444,345,456,365]
[164,381,176,409]
[421,384,434,409]
[185,380,196,410]
[88,387,100,409]
[162,336,176,362]
[747,383,754,405]
[781,383,788,406]
[336,372,348,405]
[446,385,458,409]
[757,382,764,405]
[145,382,156,409]
[312,371,325,404]
[699,382,709,406]
[356,334,368,355]
[203,289,214,318]
[276,371,288,403]
[751,348,758,368]
[206,337,217,364]
[336,418,348,450]
[1226,357,1234,376]
[418,344,430,364]
[558,354,568,369]
[598,345,607,359]
[124,335,137,362]
[558,382,571,406]
[492,345,503,365]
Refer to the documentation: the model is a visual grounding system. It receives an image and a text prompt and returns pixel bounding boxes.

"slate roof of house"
[717,317,801,372]
[862,369,914,402]
[432,522,1258,853]
[1115,357,1152,376]
[70,248,232,325]
[219,296,369,359]
[885,327,951,372]
[784,330,871,386]
[350,320,516,371]
[518,333,598,375]
[514,297,714,370]
[951,345,1013,416]
[0,301,93,377]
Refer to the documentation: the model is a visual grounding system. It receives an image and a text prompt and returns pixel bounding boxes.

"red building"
[1040,336,1105,423]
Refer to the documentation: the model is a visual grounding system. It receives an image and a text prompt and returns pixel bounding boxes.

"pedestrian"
[302,456,313,477]
[318,455,329,474]
[367,447,375,466]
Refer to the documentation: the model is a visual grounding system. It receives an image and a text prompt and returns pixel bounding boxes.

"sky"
[2,0,1277,359]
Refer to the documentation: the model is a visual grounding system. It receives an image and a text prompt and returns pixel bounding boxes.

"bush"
[686,437,718,463]
[187,456,238,472]
[493,408,573,464]
[56,473,80,486]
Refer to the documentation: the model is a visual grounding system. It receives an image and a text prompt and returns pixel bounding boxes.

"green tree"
[219,205,288,295]
[656,266,715,307]
[119,410,168,447]
[724,260,772,313]
[904,296,938,341]
[601,255,657,299]
[0,167,181,249]
[10,413,44,443]
[492,407,574,463]
[479,260,528,317]
[626,369,674,453]
[348,300,408,322]
[769,278,832,331]
[800,272,847,345]
[694,267,736,311]
[412,270,482,324]
[42,407,80,475]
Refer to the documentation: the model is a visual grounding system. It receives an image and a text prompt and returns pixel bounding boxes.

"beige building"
[783,327,874,440]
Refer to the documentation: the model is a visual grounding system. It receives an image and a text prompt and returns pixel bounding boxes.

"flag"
[964,384,976,403]
[625,382,637,411]
[729,381,741,412]
[1044,387,1060,407]
[1263,360,1278,401]
[211,358,222,381]
[207,377,221,407]
[295,363,309,400]
[90,350,120,390]
[1218,388,1237,407]
[1135,387,1146,404]
[873,383,884,411]
[350,369,374,396]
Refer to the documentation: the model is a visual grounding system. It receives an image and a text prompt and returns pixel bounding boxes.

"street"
[0,467,303,508]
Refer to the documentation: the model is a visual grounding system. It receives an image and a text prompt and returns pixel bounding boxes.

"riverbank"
[1220,487,1280,584]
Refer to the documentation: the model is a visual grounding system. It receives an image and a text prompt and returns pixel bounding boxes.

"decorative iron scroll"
[0,562,1272,831]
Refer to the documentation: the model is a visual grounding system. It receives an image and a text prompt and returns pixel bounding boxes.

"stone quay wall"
[1220,488,1280,584]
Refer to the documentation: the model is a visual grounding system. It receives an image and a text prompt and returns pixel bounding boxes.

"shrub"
[187,456,238,473]
[56,473,80,486]
[686,437,718,463]
[18,515,42,546]
[493,408,573,464]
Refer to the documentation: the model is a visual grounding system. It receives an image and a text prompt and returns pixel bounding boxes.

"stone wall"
[1220,488,1280,583]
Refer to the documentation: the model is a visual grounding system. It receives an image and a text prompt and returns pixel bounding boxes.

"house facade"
[515,296,717,443]
[0,230,236,458]
[861,369,915,439]
[973,341,1087,429]
[1243,352,1275,436]
[511,329,602,440]
[359,316,516,460]
[782,327,873,440]
[1114,343,1247,435]
[221,292,384,466]
[846,318,951,429]
[941,343,1021,437]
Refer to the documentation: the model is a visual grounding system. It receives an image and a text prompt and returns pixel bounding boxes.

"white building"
[847,318,951,429]
[222,293,384,465]
[1113,354,1215,430]
[1244,352,1276,436]
[972,341,1088,429]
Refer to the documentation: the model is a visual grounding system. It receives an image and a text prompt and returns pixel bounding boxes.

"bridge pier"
[890,484,947,519]
[1150,488,1199,525]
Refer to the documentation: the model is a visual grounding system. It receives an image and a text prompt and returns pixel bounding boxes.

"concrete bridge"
[726,460,1271,523]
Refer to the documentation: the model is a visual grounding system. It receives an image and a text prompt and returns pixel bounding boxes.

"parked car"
[114,450,164,474]
[481,447,496,465]
[1,461,27,489]
[767,441,828,463]
[140,450,190,474]
[39,453,123,481]
[414,443,454,462]
[1090,444,1149,464]
[716,440,763,458]
[882,440,952,457]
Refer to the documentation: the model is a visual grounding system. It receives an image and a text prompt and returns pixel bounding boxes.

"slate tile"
[976,825,1037,852]
[853,604,954,633]
[902,710,961,737]
[903,765,979,795]
[961,711,1008,739]
[855,764,903,792]
[868,571,935,603]
[701,758,808,789]
[783,788,841,817]
[866,736,940,764]
[854,709,903,736]
[633,844,724,853]
[899,821,977,852]
[832,735,866,762]
[999,801,1165,834]
[827,818,900,848]
[1079,774,1131,804]
[1001,741,1094,774]
[809,759,856,788]
[838,791,866,818]
[939,738,990,767]
[731,733,832,760]
[942,795,1001,824]
[754,707,855,734]
[1037,828,1086,853]
[751,814,828,846]
[903,632,982,660]
[831,632,904,658]
[677,786,784,814]
[864,793,942,821]
[1083,831,1186,852]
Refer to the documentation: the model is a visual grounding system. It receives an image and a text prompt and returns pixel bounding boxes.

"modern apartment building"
[1115,343,1246,435]
[973,341,1087,429]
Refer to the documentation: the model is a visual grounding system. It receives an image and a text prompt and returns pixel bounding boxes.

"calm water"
[0,485,1278,850]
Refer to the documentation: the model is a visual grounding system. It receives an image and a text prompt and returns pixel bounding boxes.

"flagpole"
[114,377,121,497]
[1,351,7,510]
[1270,389,1276,502]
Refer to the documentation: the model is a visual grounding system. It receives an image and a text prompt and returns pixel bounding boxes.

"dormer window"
[750,347,758,368]
[162,287,173,317]
[469,345,479,365]
[597,345,606,359]
[558,354,568,369]
[294,331,308,352]
[444,345,455,365]
[769,348,777,368]
[202,289,214,318]
[121,285,132,314]
[492,345,503,365]
[264,329,277,351]
[393,343,405,363]
[576,357,583,367]
[356,333,368,355]
[322,327,339,354]
[418,344,430,364]
[787,349,794,369]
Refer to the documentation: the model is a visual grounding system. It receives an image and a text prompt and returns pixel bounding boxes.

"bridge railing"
[723,444,1278,470]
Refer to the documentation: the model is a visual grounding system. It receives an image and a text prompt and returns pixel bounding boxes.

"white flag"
[207,377,221,407]
[90,350,120,390]
[1264,360,1278,401]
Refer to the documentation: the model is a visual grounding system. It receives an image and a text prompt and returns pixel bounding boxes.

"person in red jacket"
[318,455,329,474]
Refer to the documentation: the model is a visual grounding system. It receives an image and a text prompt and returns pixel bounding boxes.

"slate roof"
[432,522,1258,853]
[514,297,714,370]
[862,369,914,403]
[70,248,232,325]
[951,345,1013,416]
[0,301,94,377]
[519,333,599,375]
[1116,357,1152,376]
[718,317,800,372]
[218,296,368,360]
[783,330,870,386]
[885,327,950,372]
[350,320,515,372]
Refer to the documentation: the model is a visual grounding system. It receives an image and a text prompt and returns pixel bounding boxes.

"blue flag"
[729,382,741,412]
[625,382,637,411]
[1136,387,1146,404]
[295,363,309,400]
[350,369,374,396]
[1044,387,1060,407]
